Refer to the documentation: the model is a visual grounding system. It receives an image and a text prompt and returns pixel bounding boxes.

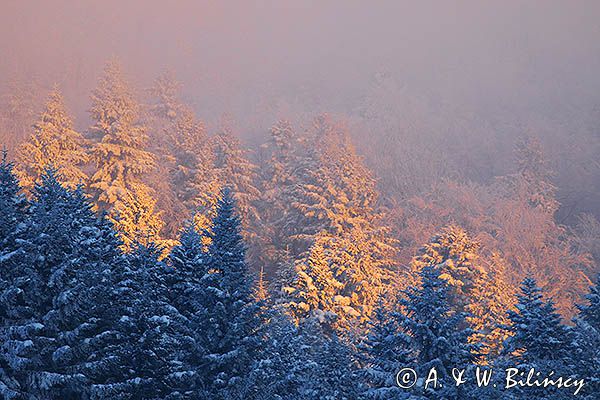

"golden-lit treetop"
[16,86,88,191]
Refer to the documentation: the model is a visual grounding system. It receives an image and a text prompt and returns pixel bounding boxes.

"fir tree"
[166,221,208,320]
[0,151,29,399]
[399,264,478,399]
[163,220,210,393]
[502,277,573,365]
[286,226,392,333]
[577,273,600,330]
[16,87,88,191]
[411,226,511,360]
[195,188,263,399]
[257,120,299,273]
[285,234,345,331]
[359,299,414,400]
[296,324,360,400]
[0,150,27,253]
[88,60,161,249]
[201,129,261,253]
[280,116,396,331]
[243,313,306,399]
[168,110,212,235]
[146,71,207,238]
[500,278,576,399]
[572,278,600,399]
[88,241,197,400]
[0,170,124,398]
[111,184,166,252]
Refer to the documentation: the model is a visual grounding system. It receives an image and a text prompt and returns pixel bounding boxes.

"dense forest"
[0,57,598,399]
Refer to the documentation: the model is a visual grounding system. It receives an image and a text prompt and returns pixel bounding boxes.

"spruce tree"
[164,220,210,393]
[359,299,415,400]
[88,240,197,400]
[285,234,345,331]
[166,221,208,320]
[411,225,511,359]
[148,70,184,122]
[280,116,396,331]
[399,264,478,399]
[202,130,261,252]
[111,184,166,252]
[168,110,212,234]
[500,278,576,399]
[0,150,27,253]
[297,324,360,400]
[502,277,573,365]
[257,120,300,273]
[88,59,161,249]
[572,277,600,399]
[244,313,306,399]
[577,274,600,330]
[0,151,29,399]
[146,71,208,238]
[195,188,263,399]
[514,136,558,213]
[0,170,125,398]
[16,87,88,191]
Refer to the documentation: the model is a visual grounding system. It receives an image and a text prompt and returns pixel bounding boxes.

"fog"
[2,0,600,218]
[2,1,598,121]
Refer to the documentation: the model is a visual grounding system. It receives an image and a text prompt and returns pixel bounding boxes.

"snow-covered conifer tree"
[16,87,88,191]
[503,277,573,365]
[399,264,478,399]
[88,59,161,249]
[194,188,263,399]
[572,276,600,399]
[360,299,415,400]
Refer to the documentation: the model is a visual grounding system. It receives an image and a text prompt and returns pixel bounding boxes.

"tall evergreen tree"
[0,170,126,398]
[146,71,209,239]
[577,273,600,330]
[90,242,194,399]
[297,326,360,400]
[16,87,88,191]
[0,170,89,398]
[168,110,212,235]
[0,151,29,399]
[285,234,345,331]
[111,184,166,252]
[359,299,415,400]
[502,277,573,365]
[500,277,576,398]
[572,276,600,399]
[201,129,261,248]
[410,225,511,359]
[88,59,161,249]
[257,120,300,274]
[282,116,396,332]
[0,150,27,253]
[148,70,184,122]
[194,189,263,399]
[163,220,210,394]
[283,115,390,256]
[399,264,478,399]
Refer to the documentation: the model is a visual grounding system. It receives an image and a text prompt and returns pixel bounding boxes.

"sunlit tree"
[16,87,88,191]
[88,60,162,249]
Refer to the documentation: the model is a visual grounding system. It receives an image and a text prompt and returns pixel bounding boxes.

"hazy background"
[1,0,600,219]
